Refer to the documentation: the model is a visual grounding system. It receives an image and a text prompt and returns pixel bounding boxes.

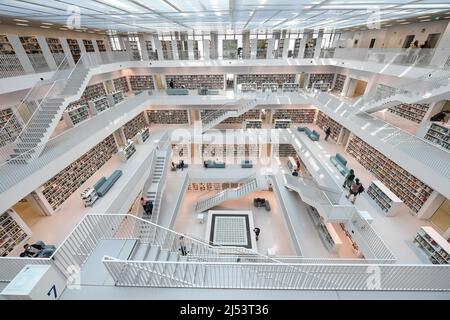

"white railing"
[149,143,171,226]
[0,54,26,78]
[0,257,52,282]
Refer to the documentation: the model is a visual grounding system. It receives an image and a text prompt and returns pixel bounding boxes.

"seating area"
[330,153,350,176]
[198,87,220,95]
[241,160,253,168]
[95,170,123,197]
[297,127,320,141]
[253,198,271,211]
[166,88,189,95]
[203,160,226,168]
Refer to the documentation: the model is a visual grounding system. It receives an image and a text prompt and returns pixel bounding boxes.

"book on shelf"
[66,39,81,63]
[82,39,95,52]
[0,209,31,257]
[366,180,404,216]
[274,119,292,129]
[316,111,343,142]
[147,110,189,124]
[113,76,130,93]
[282,83,299,92]
[136,127,150,144]
[272,109,316,124]
[96,40,107,52]
[123,113,147,140]
[333,74,346,92]
[236,74,296,88]
[118,140,137,162]
[106,91,124,106]
[424,123,450,151]
[413,226,450,264]
[165,74,224,89]
[63,104,90,127]
[88,96,110,115]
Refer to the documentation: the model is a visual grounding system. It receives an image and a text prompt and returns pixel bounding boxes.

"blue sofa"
[93,177,107,192]
[204,160,225,168]
[97,170,123,197]
[198,88,220,95]
[166,88,189,95]
[241,160,253,168]
[298,127,320,141]
[330,153,350,176]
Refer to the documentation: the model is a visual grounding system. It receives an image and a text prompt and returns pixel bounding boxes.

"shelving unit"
[318,220,342,253]
[0,34,24,77]
[83,83,106,101]
[316,111,343,142]
[201,109,260,124]
[63,104,90,127]
[243,119,262,129]
[88,96,110,115]
[236,74,296,89]
[19,36,47,71]
[147,110,189,124]
[96,40,107,52]
[256,39,268,59]
[274,119,292,129]
[0,34,15,54]
[240,83,257,92]
[333,74,346,93]
[161,41,173,60]
[307,73,334,89]
[388,103,429,124]
[80,188,98,207]
[129,41,141,60]
[413,226,450,264]
[424,123,450,151]
[113,76,130,93]
[282,83,299,92]
[0,108,22,147]
[82,39,95,52]
[307,206,321,226]
[272,143,297,157]
[145,41,157,60]
[201,144,227,160]
[130,75,155,91]
[107,91,124,106]
[118,140,137,162]
[293,39,301,58]
[272,109,316,124]
[67,39,81,63]
[45,38,65,65]
[346,135,433,214]
[40,135,118,211]
[136,127,150,144]
[367,180,404,216]
[123,113,147,140]
[0,209,31,257]
[261,83,278,92]
[165,74,224,89]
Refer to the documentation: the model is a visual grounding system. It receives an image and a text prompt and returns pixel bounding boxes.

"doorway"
[154,74,164,90]
[431,199,450,234]
[345,78,368,98]
[226,74,234,89]
[402,35,415,48]
[369,38,376,49]
[426,33,441,48]
[338,127,351,146]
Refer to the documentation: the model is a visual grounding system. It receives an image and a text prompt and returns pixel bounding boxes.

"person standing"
[140,197,148,212]
[342,169,355,189]
[169,78,174,89]
[253,227,261,241]
[179,236,188,256]
[346,178,364,204]
[145,201,153,215]
[180,159,184,171]
[325,127,332,141]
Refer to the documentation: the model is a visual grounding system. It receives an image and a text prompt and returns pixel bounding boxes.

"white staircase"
[201,98,258,133]
[195,176,266,212]
[9,67,91,163]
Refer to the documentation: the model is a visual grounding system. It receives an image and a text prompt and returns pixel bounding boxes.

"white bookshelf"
[261,83,278,92]
[240,83,257,92]
[316,110,343,142]
[136,127,150,144]
[237,74,296,88]
[0,107,22,147]
[318,221,342,253]
[308,73,335,89]
[333,74,346,93]
[63,104,90,127]
[243,119,262,129]
[130,75,155,91]
[424,123,450,151]
[123,113,147,140]
[282,83,299,92]
[118,140,136,162]
[0,209,31,257]
[107,91,124,106]
[307,206,321,226]
[414,226,450,264]
[80,187,98,207]
[113,77,130,93]
[274,119,291,129]
[388,103,429,124]
[147,110,189,124]
[272,109,316,124]
[88,96,109,115]
[367,180,405,216]
[165,74,224,89]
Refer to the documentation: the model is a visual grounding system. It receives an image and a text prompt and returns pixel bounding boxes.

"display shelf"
[0,34,15,54]
[307,73,334,89]
[130,75,155,91]
[0,107,23,147]
[424,123,450,151]
[413,226,450,264]
[80,187,98,207]
[316,110,343,142]
[274,119,291,129]
[333,74,346,93]
[307,206,321,226]
[243,119,262,129]
[113,76,130,93]
[367,180,404,216]
[82,39,95,52]
[136,127,150,144]
[261,83,278,92]
[19,36,47,71]
[147,110,189,124]
[388,103,429,124]
[96,40,106,52]
[201,144,227,160]
[62,103,90,127]
[201,109,260,124]
[293,39,301,58]
[318,221,342,253]
[107,91,124,106]
[346,135,433,214]
[66,39,81,63]
[40,135,117,211]
[88,96,110,115]
[118,140,136,162]
[272,143,297,157]
[240,83,257,92]
[282,83,299,92]
[83,83,106,101]
[165,74,224,89]
[0,209,31,257]
[236,74,296,89]
[161,40,173,60]
[272,109,316,124]
[129,41,141,60]
[123,112,147,140]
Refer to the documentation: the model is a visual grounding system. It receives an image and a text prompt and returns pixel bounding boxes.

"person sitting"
[21,242,43,257]
[430,111,448,122]
[169,79,174,89]
[292,170,298,177]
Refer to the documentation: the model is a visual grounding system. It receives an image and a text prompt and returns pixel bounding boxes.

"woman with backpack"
[346,178,364,204]
[342,169,355,190]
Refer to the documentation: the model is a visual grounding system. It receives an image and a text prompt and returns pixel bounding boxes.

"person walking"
[346,178,364,204]
[179,236,188,256]
[145,201,153,215]
[253,227,261,241]
[342,169,355,190]
[140,197,148,212]
[180,159,184,171]
[169,78,174,89]
[325,127,332,141]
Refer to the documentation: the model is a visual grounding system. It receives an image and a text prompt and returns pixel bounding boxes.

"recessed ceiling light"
[418,16,430,18]
[40,26,51,29]
[15,23,29,26]
[60,28,68,30]
[41,22,53,25]
[399,22,410,24]
[13,19,29,22]
[420,19,431,22]
[396,19,407,22]
[384,24,392,27]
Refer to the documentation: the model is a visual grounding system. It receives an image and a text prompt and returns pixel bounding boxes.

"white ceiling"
[1,0,450,34]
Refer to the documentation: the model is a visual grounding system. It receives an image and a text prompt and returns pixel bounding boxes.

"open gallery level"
[0,0,449,301]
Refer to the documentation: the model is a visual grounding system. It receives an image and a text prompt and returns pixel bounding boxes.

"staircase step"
[131,243,150,261]
[145,245,160,261]
[157,249,170,261]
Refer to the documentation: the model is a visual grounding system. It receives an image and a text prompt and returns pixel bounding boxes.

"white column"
[7,34,34,73]
[298,35,308,59]
[430,21,450,67]
[138,35,148,61]
[250,39,257,59]
[282,38,289,59]
[203,40,210,60]
[77,39,86,55]
[34,188,56,215]
[417,190,446,220]
[36,36,57,70]
[152,34,164,61]
[92,39,99,53]
[59,37,75,67]
[267,38,275,59]
[313,31,324,59]
[171,40,179,60]
[341,76,352,97]
[187,40,194,60]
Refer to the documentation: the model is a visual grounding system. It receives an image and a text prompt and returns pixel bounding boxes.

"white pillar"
[59,37,75,67]
[92,39,99,53]
[430,21,450,67]
[77,39,86,55]
[250,39,257,59]
[187,40,194,60]
[203,40,210,60]
[171,40,179,60]
[267,38,275,59]
[152,35,164,61]
[417,190,445,220]
[314,30,324,59]
[7,34,34,73]
[298,34,308,59]
[36,36,57,70]
[139,35,149,61]
[282,38,289,59]
[341,76,352,97]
